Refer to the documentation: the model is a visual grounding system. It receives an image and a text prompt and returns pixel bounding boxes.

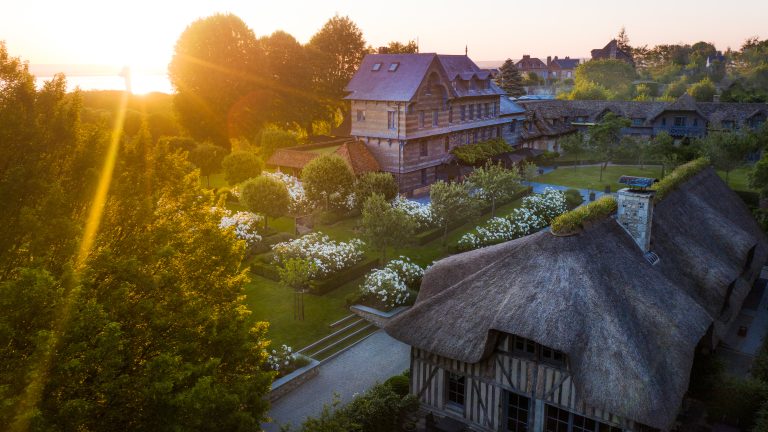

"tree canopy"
[222,151,263,185]
[188,143,226,187]
[308,15,367,101]
[494,59,525,97]
[360,193,416,262]
[430,181,479,245]
[569,59,637,100]
[300,154,355,210]
[241,175,291,229]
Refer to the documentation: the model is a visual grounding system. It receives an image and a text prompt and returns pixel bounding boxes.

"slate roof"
[387,167,767,430]
[344,53,503,102]
[499,96,526,116]
[550,57,580,70]
[591,39,634,65]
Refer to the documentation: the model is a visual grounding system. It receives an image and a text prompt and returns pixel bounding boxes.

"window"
[371,62,382,71]
[512,335,536,355]
[388,62,399,72]
[484,103,490,117]
[449,106,454,123]
[446,372,466,407]
[460,105,466,121]
[444,136,450,152]
[506,392,530,432]
[510,120,517,132]
[693,118,699,127]
[632,118,643,126]
[419,111,425,128]
[492,103,497,117]
[356,110,366,121]
[545,405,623,432]
[433,110,439,126]
[661,118,667,126]
[542,346,565,364]
[469,80,476,91]
[545,405,570,432]
[421,168,428,185]
[674,116,686,127]
[469,104,475,120]
[387,111,396,130]
[420,141,428,157]
[571,414,597,432]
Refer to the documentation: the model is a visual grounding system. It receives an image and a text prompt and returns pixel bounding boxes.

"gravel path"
[261,330,410,431]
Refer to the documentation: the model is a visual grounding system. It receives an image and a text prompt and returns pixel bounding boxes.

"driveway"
[262,330,410,431]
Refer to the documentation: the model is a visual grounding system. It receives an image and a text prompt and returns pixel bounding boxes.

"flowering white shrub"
[229,185,241,199]
[360,267,409,310]
[217,209,263,246]
[385,257,424,288]
[266,344,309,374]
[458,188,567,251]
[272,232,365,279]
[263,171,314,215]
[392,196,435,230]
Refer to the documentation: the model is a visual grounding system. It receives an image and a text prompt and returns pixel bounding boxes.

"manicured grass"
[717,166,754,192]
[202,172,228,189]
[246,196,526,348]
[534,165,664,192]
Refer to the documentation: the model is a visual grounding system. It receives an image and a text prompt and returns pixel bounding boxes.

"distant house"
[515,55,549,81]
[547,56,580,80]
[516,94,768,151]
[345,53,517,196]
[387,167,767,431]
[591,39,634,66]
[266,139,380,177]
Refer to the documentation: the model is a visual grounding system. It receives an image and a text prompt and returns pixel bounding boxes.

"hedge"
[250,261,281,281]
[551,195,618,235]
[309,258,379,295]
[652,157,710,203]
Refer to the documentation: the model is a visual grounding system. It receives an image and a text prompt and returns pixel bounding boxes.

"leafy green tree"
[664,76,689,99]
[279,258,315,292]
[520,161,539,182]
[308,15,367,101]
[567,80,612,100]
[564,189,584,209]
[523,72,541,86]
[159,136,198,154]
[701,131,754,184]
[495,59,525,97]
[240,175,291,229]
[222,151,263,185]
[587,112,631,180]
[169,14,267,149]
[188,143,226,187]
[559,132,586,168]
[360,193,416,262]
[616,27,633,57]
[430,181,479,245]
[259,128,300,159]
[354,172,399,209]
[466,163,520,217]
[572,59,637,100]
[688,77,717,102]
[648,131,681,177]
[386,40,418,54]
[301,155,355,210]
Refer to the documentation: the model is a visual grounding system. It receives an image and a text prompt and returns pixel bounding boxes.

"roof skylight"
[372,62,382,71]
[388,62,399,72]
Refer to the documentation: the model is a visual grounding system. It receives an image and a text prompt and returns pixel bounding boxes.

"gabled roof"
[387,168,767,429]
[266,141,380,175]
[551,57,580,70]
[515,56,547,70]
[499,96,526,116]
[591,39,634,65]
[344,53,502,102]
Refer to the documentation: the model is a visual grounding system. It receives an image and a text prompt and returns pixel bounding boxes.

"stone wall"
[616,188,655,251]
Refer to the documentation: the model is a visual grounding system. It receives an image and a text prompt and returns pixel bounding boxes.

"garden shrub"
[550,196,617,235]
[357,258,426,309]
[309,258,378,295]
[272,232,365,280]
[384,374,410,397]
[451,138,513,165]
[265,344,311,377]
[706,376,768,429]
[564,189,583,209]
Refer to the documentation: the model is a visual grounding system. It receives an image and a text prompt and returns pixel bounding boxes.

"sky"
[2,0,767,82]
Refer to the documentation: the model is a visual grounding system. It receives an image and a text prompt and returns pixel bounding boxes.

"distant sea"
[31,65,172,94]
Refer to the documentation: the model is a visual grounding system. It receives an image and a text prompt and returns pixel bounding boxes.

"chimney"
[523,54,531,59]
[378,46,389,54]
[547,56,552,66]
[617,187,656,252]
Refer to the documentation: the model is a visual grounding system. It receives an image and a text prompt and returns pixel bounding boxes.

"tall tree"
[169,14,267,150]
[188,143,226,187]
[386,40,418,54]
[701,131,754,184]
[354,172,399,210]
[240,175,291,229]
[301,155,355,210]
[360,193,416,262]
[559,133,587,169]
[466,163,520,217]
[587,112,631,181]
[494,59,525,97]
[616,27,632,56]
[647,131,680,177]
[571,59,637,100]
[308,15,367,101]
[430,181,479,245]
[221,151,263,185]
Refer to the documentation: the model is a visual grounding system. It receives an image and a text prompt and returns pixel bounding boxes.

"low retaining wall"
[269,358,321,402]
[350,305,410,328]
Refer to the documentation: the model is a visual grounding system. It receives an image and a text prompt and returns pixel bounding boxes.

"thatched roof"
[386,168,767,429]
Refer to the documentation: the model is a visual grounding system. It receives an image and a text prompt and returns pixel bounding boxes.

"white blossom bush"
[272,232,365,279]
[385,257,424,289]
[458,188,567,251]
[392,196,435,230]
[266,344,310,376]
[360,267,410,310]
[217,208,263,246]
[263,171,315,215]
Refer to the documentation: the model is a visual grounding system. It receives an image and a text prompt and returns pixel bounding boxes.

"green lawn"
[246,196,526,348]
[717,166,754,192]
[535,165,664,192]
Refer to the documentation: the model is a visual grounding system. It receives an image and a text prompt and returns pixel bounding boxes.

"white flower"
[272,232,365,279]
[217,209,263,246]
[392,196,435,230]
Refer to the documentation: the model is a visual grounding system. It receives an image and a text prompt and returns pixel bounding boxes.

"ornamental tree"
[301,154,355,210]
[430,181,479,245]
[222,151,263,185]
[587,112,631,181]
[354,172,398,210]
[360,193,416,262]
[559,132,586,169]
[466,162,520,217]
[240,175,291,229]
[188,142,226,187]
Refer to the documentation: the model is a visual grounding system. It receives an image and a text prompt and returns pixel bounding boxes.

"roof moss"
[550,195,617,235]
[652,157,710,203]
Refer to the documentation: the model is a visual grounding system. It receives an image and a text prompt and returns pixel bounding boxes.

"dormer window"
[388,62,399,72]
[372,62,382,71]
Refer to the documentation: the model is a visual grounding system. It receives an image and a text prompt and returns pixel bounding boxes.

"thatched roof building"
[386,168,766,429]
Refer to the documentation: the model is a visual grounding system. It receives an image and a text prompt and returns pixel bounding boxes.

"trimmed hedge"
[451,138,512,165]
[309,258,379,295]
[250,261,281,281]
[551,195,618,235]
[652,157,710,203]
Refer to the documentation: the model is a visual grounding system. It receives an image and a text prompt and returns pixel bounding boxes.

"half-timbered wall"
[411,333,649,432]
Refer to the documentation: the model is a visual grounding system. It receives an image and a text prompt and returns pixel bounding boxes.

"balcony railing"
[657,126,706,137]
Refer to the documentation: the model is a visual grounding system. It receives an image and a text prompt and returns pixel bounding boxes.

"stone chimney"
[522,54,531,60]
[378,46,389,54]
[547,56,552,66]
[617,188,655,252]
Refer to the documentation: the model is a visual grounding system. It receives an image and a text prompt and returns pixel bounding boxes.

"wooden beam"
[417,365,439,399]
